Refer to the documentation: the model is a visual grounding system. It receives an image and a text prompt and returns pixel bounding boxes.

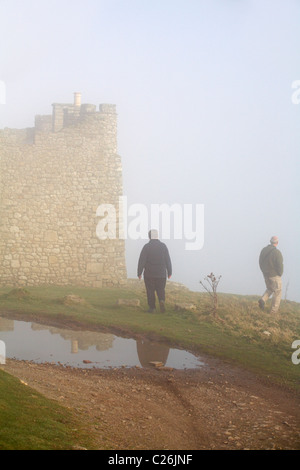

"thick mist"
[1,0,299,301]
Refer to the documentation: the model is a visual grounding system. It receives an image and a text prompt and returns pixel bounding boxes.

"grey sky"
[1,0,299,301]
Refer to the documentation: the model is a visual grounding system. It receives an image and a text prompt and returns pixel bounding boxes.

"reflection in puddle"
[0,317,204,370]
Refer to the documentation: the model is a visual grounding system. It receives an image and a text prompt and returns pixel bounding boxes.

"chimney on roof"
[74,92,81,107]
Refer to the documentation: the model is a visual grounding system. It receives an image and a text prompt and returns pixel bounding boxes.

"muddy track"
[3,353,300,450]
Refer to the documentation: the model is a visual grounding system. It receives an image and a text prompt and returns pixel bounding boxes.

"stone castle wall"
[0,94,127,287]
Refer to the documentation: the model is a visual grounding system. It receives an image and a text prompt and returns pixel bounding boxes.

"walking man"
[137,229,172,313]
[258,236,283,314]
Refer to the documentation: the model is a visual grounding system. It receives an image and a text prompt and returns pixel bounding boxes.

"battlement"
[0,93,118,148]
[34,92,117,133]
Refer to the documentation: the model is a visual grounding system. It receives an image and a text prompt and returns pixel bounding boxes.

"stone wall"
[0,94,127,288]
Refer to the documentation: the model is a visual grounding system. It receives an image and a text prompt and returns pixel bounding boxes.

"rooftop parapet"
[51,93,116,132]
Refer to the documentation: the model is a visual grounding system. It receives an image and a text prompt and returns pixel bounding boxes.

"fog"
[1,1,299,301]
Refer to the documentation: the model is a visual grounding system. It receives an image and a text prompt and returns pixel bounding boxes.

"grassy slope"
[0,369,95,450]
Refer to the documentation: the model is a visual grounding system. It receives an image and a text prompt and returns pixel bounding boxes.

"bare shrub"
[200,273,222,317]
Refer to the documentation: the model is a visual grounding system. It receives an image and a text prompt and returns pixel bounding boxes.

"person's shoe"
[159,300,166,313]
[147,308,155,313]
[258,299,265,311]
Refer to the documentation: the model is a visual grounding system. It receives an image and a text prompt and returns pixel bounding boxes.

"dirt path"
[3,355,300,450]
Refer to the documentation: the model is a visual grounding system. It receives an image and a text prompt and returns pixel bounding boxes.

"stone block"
[116,298,140,307]
[86,262,103,273]
[44,230,58,242]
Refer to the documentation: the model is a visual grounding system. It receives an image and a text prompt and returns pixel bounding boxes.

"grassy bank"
[0,281,299,390]
[0,368,96,450]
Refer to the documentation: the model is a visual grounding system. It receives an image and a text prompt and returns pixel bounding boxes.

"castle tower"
[0,94,127,287]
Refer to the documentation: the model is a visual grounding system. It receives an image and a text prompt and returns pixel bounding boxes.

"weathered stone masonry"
[0,93,127,287]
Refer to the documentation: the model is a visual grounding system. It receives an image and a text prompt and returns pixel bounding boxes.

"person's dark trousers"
[144,277,166,310]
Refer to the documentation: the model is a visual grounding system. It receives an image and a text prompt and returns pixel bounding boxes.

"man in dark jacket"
[258,236,284,314]
[137,229,172,313]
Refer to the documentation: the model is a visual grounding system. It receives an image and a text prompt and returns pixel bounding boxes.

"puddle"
[0,317,204,370]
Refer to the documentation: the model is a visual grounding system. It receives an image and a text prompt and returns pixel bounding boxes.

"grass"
[0,368,95,450]
[0,280,299,448]
[0,280,299,388]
